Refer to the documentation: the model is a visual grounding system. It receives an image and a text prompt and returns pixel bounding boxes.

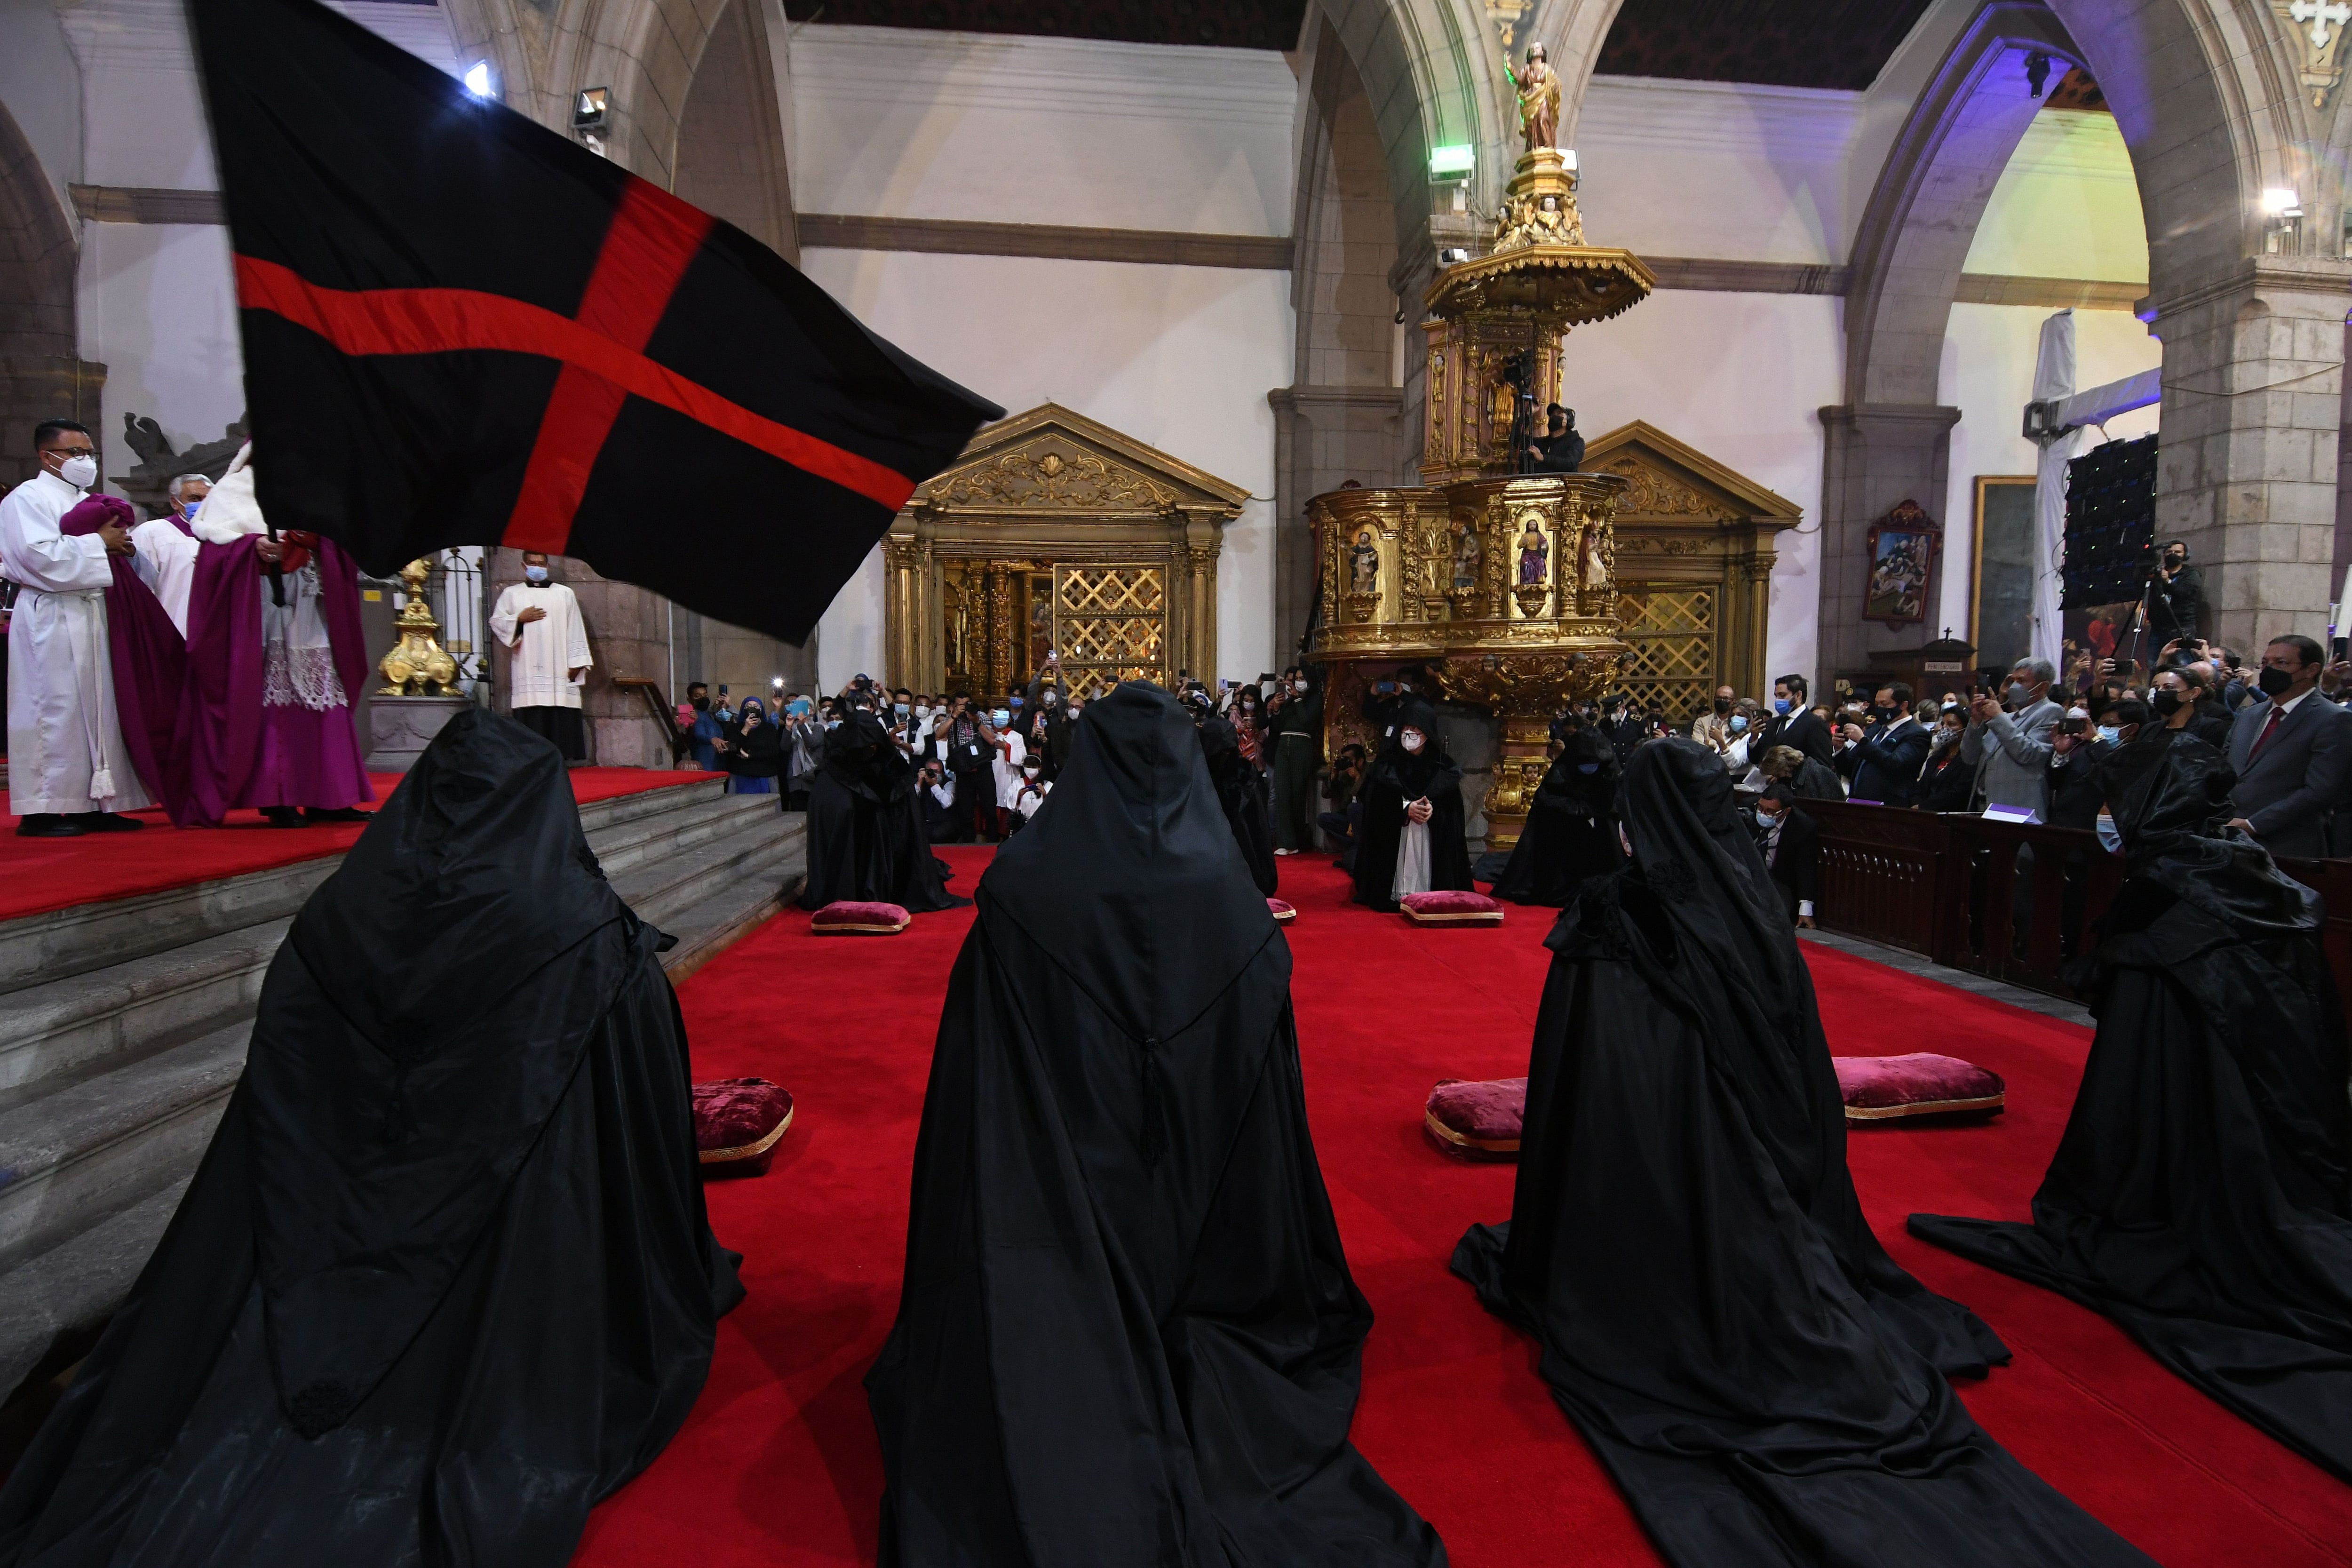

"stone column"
[488,547,672,766]
[1814,403,1960,684]
[1268,385,1404,661]
[0,357,104,491]
[2146,257,2350,650]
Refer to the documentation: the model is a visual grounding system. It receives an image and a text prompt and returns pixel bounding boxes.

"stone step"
[0,788,802,1404]
[0,775,730,997]
[0,1022,244,1277]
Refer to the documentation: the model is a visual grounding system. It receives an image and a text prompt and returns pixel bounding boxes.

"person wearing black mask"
[1915,703,1978,812]
[1454,739,2148,1568]
[866,683,1447,1566]
[1833,681,1931,805]
[1600,693,1645,764]
[1184,685,1279,894]
[1533,404,1584,472]
[1490,718,1623,906]
[1912,708,2352,1483]
[2221,633,2351,858]
[1351,697,1474,910]
[2145,538,2207,647]
[1689,685,1738,756]
[684,681,722,771]
[0,711,744,1564]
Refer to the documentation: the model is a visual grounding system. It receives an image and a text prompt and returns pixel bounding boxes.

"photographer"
[1317,741,1369,861]
[2145,539,2207,648]
[937,696,997,843]
[917,760,960,844]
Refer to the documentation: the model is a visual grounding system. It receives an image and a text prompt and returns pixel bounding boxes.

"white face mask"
[1400,728,1426,754]
[56,454,97,490]
[523,564,549,583]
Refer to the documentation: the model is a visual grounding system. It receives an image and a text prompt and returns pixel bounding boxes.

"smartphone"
[2333,637,2348,662]
[1374,679,1396,695]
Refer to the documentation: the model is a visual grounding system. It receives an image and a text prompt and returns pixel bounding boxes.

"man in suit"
[1760,673,1835,766]
[1834,681,1932,805]
[1962,657,2062,817]
[2224,633,2350,859]
[1754,784,1820,927]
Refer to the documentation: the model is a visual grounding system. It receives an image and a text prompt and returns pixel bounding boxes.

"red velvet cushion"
[1424,1077,1526,1157]
[1401,890,1504,924]
[811,900,910,934]
[1834,1053,2005,1121]
[1267,898,1296,923]
[693,1077,795,1177]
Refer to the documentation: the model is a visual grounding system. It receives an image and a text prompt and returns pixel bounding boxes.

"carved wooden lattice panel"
[1051,565,1168,698]
[1613,583,1715,723]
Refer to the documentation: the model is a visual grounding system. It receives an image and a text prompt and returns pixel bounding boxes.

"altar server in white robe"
[489,552,593,761]
[0,419,151,836]
[130,472,207,635]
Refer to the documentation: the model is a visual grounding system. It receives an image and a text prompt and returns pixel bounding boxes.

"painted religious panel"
[1863,501,1939,626]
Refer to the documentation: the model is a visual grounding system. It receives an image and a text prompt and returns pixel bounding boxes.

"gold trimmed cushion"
[1401,890,1504,925]
[1424,1076,1526,1158]
[811,899,911,934]
[693,1078,795,1177]
[1834,1053,2006,1122]
[1267,898,1296,924]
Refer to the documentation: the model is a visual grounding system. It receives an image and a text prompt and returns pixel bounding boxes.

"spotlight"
[2262,187,2304,216]
[462,61,494,98]
[1439,247,1470,265]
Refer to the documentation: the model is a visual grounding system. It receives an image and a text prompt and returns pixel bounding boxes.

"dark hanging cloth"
[798,710,966,912]
[1197,710,1279,895]
[1490,726,1623,906]
[1453,738,2152,1568]
[1351,697,1473,911]
[866,681,1446,1568]
[0,709,742,1568]
[1911,730,2352,1481]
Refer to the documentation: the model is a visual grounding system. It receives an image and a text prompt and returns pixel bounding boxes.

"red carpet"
[577,848,2352,1568]
[0,768,716,921]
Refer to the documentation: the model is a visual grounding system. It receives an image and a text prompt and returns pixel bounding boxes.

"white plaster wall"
[787,24,1296,234]
[1963,109,2147,282]
[1575,78,1861,264]
[0,0,83,220]
[1556,291,1847,688]
[62,0,460,467]
[1936,302,2162,639]
[804,248,1293,692]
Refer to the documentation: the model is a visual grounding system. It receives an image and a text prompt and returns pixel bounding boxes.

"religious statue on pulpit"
[1510,43,1561,151]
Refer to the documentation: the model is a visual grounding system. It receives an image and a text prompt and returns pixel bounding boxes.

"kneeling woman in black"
[1454,737,2150,1568]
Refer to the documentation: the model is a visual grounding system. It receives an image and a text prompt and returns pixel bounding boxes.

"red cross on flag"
[188,0,1001,645]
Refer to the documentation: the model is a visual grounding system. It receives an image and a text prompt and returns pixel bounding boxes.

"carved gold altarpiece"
[883,404,1247,699]
[1582,421,1804,726]
[1308,149,1656,848]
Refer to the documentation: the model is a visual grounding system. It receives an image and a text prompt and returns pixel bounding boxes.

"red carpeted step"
[574,849,2352,1568]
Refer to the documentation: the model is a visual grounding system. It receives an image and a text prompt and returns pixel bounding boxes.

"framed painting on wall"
[1970,477,2036,671]
[1862,500,1939,626]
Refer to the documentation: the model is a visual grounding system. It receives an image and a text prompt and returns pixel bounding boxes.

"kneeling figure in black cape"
[1351,697,1473,911]
[0,709,742,1568]
[1452,738,2150,1568]
[1911,727,2352,1480]
[866,680,1445,1567]
[1489,717,1623,906]
[799,707,966,911]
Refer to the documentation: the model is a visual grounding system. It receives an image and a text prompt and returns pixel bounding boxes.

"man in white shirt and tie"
[489,551,593,761]
[0,420,151,836]
[2224,633,2349,858]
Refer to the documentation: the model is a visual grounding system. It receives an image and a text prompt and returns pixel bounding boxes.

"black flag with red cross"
[187,0,1001,646]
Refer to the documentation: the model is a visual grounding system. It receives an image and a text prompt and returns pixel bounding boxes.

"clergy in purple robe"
[58,495,188,815]
[174,444,375,828]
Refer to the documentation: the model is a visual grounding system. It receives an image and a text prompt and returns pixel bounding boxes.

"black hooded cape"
[1351,698,1473,911]
[1911,730,2352,1480]
[1197,710,1279,895]
[866,681,1445,1567]
[799,709,966,911]
[0,709,742,1568]
[1452,739,2150,1568]
[1490,726,1623,906]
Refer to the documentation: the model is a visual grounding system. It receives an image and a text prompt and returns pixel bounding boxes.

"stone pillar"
[2147,258,2350,650]
[487,547,671,766]
[1268,385,1403,660]
[0,357,104,490]
[1814,403,1960,685]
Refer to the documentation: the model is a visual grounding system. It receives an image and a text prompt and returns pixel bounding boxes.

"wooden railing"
[1804,800,2352,1006]
[609,676,696,764]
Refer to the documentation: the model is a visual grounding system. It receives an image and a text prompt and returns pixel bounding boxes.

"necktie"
[2249,705,2285,762]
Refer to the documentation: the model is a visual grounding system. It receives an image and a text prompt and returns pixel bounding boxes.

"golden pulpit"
[1308,148,1654,849]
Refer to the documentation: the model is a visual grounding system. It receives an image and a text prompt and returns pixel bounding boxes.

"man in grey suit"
[2224,633,2349,859]
[1963,657,2062,817]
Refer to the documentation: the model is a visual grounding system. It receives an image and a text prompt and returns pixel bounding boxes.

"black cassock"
[0,710,741,1568]
[866,680,1445,1568]
[1913,731,2352,1480]
[1454,739,2150,1568]
[1351,698,1472,911]
[1490,727,1623,907]
[1198,711,1279,895]
[799,710,966,911]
